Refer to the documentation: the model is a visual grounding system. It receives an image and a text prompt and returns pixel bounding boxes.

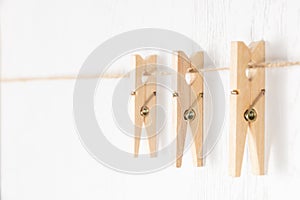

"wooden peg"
[173,51,204,167]
[229,41,265,177]
[132,55,157,157]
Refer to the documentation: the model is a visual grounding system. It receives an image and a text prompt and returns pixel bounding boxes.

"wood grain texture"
[174,51,203,167]
[229,42,250,177]
[175,51,190,167]
[229,41,265,177]
[133,55,157,157]
[190,52,204,167]
[2,0,300,200]
[248,42,265,175]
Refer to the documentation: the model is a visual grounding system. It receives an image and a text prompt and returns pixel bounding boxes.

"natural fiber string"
[0,68,230,83]
[200,67,230,72]
[1,61,299,83]
[0,73,130,83]
[249,61,300,68]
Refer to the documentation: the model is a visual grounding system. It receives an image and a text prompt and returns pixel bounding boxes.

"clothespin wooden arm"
[133,55,157,157]
[174,51,204,167]
[229,41,265,177]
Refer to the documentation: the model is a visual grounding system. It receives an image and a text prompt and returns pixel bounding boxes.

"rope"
[0,73,129,83]
[249,61,300,68]
[200,67,230,72]
[1,61,300,83]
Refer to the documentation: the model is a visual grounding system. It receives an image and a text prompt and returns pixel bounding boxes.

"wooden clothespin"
[173,51,204,167]
[229,41,265,177]
[132,55,157,157]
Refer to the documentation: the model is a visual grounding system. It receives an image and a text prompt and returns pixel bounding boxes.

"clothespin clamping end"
[229,41,266,177]
[173,51,204,167]
[131,54,157,157]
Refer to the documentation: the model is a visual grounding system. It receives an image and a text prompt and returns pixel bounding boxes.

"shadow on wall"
[265,39,289,174]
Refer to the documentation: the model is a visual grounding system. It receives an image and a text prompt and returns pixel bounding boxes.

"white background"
[2,0,300,199]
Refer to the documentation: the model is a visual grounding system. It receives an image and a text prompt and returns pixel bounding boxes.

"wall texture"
[1,0,300,200]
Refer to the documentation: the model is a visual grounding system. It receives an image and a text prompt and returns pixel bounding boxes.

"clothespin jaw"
[229,41,265,177]
[132,54,157,157]
[173,51,204,167]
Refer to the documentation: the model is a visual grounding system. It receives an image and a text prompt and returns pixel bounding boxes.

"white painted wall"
[1,0,300,199]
